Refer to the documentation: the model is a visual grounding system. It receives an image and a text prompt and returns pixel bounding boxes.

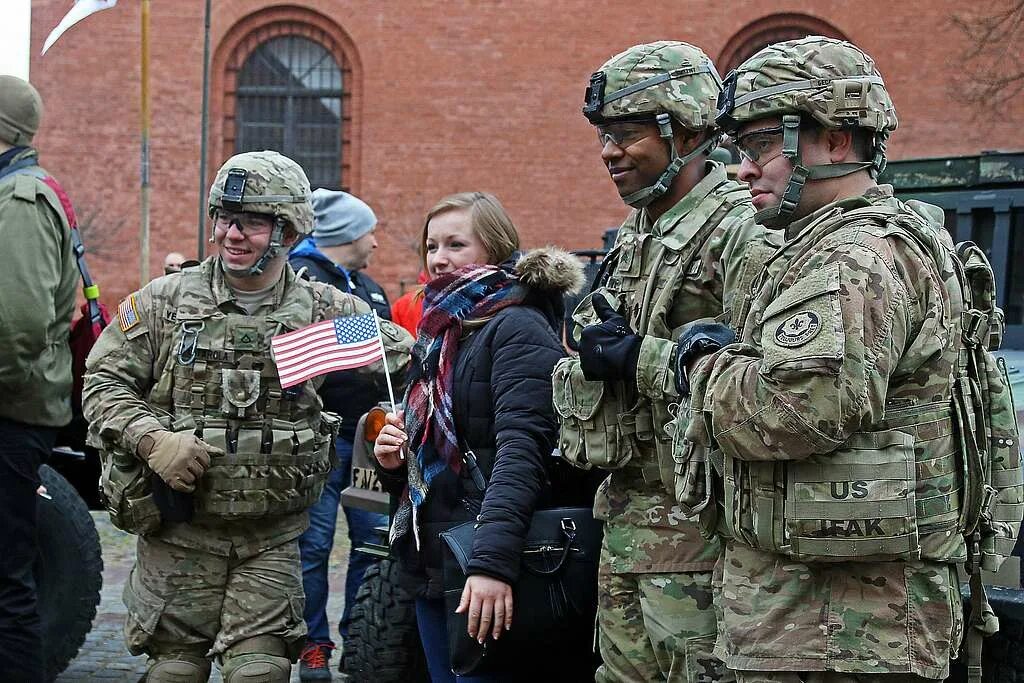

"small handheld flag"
[271,312,385,389]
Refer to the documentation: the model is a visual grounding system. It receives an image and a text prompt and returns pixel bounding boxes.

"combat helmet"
[208,150,313,276]
[583,41,724,208]
[716,36,898,227]
[0,75,43,146]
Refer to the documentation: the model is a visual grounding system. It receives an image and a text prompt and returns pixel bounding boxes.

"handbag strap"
[521,517,579,577]
[460,438,582,577]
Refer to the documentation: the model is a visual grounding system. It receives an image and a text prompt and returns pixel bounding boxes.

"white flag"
[42,0,118,55]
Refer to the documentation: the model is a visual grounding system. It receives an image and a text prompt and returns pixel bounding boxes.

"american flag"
[271,313,384,388]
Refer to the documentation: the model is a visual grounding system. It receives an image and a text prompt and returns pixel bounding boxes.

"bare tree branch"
[950,0,1024,115]
[74,203,127,260]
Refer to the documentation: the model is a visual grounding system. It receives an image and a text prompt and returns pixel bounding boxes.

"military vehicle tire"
[343,558,428,682]
[34,464,103,681]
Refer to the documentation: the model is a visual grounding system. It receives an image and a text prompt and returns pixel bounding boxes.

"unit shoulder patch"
[774,310,821,347]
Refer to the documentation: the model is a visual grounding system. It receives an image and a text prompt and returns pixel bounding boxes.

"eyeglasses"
[596,119,658,149]
[213,210,274,235]
[733,125,786,165]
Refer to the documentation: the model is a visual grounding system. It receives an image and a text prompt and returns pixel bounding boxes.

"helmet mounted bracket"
[220,169,248,212]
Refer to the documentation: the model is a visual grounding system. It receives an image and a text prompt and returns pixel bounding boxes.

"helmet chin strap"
[621,113,718,209]
[755,114,877,228]
[221,216,288,278]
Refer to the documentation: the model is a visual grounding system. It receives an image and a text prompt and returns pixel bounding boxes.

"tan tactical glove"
[137,430,222,493]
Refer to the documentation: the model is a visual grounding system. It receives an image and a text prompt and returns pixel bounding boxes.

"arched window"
[236,36,344,190]
[718,14,848,74]
[212,9,361,194]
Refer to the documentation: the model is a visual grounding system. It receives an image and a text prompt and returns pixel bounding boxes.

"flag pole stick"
[371,310,398,408]
[139,0,151,285]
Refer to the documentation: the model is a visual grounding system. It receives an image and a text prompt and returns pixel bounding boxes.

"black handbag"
[439,504,603,676]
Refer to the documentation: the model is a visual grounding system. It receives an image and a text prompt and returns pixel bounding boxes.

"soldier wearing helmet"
[553,42,776,682]
[0,75,79,681]
[83,151,412,683]
[676,36,975,681]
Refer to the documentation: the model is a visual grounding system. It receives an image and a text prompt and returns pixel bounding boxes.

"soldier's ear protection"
[221,169,248,212]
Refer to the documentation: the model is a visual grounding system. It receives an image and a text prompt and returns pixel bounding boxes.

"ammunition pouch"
[100,445,163,536]
[192,411,339,519]
[723,407,965,563]
[552,357,638,470]
[669,405,720,539]
[98,415,178,536]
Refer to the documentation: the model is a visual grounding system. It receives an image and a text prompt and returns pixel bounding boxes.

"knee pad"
[220,653,291,683]
[146,655,212,683]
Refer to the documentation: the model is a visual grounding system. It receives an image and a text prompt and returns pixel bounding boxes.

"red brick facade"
[28,0,1024,304]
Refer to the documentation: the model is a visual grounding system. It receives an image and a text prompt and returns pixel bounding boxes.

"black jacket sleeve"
[466,307,565,584]
[373,457,409,497]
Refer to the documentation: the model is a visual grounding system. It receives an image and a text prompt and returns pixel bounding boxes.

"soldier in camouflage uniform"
[676,37,971,682]
[552,42,774,682]
[82,151,411,683]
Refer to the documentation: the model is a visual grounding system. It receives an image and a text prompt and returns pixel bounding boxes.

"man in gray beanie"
[290,189,389,316]
[288,189,392,680]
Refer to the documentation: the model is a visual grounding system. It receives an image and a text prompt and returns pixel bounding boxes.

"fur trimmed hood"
[513,246,586,296]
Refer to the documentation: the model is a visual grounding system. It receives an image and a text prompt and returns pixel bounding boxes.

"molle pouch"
[668,407,712,512]
[979,354,1023,571]
[668,428,720,539]
[785,430,922,562]
[316,411,342,463]
[552,356,636,470]
[649,401,682,496]
[220,368,261,418]
[100,446,162,536]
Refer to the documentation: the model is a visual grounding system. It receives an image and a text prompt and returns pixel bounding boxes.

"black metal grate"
[236,36,343,190]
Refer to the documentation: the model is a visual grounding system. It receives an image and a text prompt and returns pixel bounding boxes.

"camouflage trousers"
[595,567,731,683]
[735,674,931,682]
[123,533,307,666]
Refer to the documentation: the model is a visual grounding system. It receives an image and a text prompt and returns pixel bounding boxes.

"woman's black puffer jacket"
[376,247,595,598]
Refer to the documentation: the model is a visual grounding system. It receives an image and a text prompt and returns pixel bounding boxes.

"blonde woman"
[373,192,593,681]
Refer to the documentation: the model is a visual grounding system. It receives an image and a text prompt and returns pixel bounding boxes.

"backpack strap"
[1,161,105,333]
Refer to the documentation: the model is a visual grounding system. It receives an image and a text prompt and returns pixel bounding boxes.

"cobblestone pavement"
[57,512,352,682]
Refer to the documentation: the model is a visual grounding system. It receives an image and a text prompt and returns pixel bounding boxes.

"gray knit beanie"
[311,189,377,246]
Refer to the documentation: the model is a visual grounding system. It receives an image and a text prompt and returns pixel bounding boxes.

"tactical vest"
[554,174,754,494]
[712,202,1021,566]
[148,268,338,520]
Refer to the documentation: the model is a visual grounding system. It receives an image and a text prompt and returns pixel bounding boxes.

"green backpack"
[949,240,1022,683]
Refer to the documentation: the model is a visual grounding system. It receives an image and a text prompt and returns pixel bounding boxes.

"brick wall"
[28,0,1024,305]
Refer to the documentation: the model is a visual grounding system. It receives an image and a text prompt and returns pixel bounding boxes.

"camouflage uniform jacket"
[83,257,411,556]
[686,186,964,677]
[578,162,774,574]
[0,147,78,427]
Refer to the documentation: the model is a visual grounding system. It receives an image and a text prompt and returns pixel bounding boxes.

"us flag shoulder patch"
[118,294,141,333]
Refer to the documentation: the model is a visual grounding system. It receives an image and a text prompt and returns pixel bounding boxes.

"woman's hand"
[456,574,514,643]
[372,410,408,470]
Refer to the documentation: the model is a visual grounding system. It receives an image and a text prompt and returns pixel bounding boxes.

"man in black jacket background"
[288,189,391,680]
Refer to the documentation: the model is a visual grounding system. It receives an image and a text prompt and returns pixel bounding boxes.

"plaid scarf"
[389,263,527,548]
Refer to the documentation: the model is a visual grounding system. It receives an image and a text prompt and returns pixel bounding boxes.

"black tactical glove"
[579,294,642,382]
[673,321,736,397]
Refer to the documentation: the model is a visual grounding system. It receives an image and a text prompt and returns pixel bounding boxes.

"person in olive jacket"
[372,192,593,682]
[0,75,79,682]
